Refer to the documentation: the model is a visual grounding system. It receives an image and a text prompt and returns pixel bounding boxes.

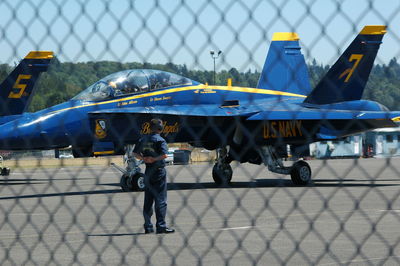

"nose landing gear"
[119,172,145,192]
[112,145,145,192]
[212,147,233,185]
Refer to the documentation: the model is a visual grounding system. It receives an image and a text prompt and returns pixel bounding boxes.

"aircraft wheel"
[1,167,10,176]
[120,173,145,192]
[290,160,312,185]
[212,163,233,185]
[120,174,133,192]
[132,173,146,191]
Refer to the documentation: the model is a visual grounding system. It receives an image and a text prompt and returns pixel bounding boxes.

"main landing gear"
[111,145,145,192]
[211,146,312,186]
[258,146,312,185]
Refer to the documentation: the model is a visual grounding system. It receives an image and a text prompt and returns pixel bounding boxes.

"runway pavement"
[0,157,400,265]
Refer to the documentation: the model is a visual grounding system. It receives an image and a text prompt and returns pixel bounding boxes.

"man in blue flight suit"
[133,118,175,234]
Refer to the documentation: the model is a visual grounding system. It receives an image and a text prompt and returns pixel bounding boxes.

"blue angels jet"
[0,25,398,190]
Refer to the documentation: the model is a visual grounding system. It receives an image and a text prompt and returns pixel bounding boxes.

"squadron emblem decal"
[95,119,107,139]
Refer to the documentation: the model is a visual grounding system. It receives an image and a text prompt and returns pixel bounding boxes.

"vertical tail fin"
[304,25,386,105]
[0,51,53,116]
[257,32,311,96]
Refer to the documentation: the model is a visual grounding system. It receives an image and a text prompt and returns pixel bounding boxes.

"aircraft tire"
[120,174,134,192]
[120,173,146,192]
[132,173,146,191]
[290,160,312,186]
[1,167,10,176]
[212,163,233,185]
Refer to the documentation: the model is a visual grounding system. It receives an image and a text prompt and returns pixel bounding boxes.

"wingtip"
[360,25,387,35]
[272,32,300,41]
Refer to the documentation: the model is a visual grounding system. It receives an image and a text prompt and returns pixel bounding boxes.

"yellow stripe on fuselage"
[51,85,307,114]
[205,85,307,98]
[93,151,115,155]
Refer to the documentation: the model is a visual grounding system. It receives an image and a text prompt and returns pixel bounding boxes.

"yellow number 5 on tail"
[8,74,32,99]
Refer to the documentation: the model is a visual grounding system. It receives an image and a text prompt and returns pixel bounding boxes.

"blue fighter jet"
[0,26,398,191]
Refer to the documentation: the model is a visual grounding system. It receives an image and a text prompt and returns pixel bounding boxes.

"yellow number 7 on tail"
[338,54,364,83]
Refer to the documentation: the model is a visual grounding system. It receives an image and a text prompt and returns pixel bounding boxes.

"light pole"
[210,50,221,85]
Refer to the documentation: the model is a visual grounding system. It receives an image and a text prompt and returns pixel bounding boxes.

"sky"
[1,0,400,72]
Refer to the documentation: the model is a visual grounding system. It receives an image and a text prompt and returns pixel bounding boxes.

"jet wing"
[247,109,400,121]
[89,102,400,146]
[89,101,400,123]
[89,104,260,117]
[247,108,400,140]
[88,98,320,118]
[88,104,262,151]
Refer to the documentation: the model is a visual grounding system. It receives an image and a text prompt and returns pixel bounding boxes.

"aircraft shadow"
[167,179,399,190]
[0,177,94,186]
[103,178,399,190]
[316,178,400,182]
[0,189,122,201]
[0,179,397,201]
[0,178,46,186]
[87,232,146,237]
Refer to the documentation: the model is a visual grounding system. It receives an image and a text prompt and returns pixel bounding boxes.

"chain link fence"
[1,0,400,265]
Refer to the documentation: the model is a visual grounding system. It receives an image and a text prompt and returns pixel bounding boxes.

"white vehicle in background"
[165,148,176,164]
[59,154,74,159]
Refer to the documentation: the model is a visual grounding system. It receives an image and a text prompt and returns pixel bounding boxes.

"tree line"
[1,57,400,111]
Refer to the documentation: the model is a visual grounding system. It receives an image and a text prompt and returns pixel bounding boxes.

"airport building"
[312,127,400,158]
[363,127,400,157]
[311,136,362,159]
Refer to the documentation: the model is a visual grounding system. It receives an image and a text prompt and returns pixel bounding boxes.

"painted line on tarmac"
[220,226,253,231]
[320,255,400,265]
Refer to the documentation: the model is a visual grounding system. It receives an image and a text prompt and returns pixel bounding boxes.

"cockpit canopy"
[72,69,199,101]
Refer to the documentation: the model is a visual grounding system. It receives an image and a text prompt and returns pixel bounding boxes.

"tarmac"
[0,157,399,265]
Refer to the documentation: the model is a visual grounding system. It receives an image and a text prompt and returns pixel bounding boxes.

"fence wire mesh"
[1,0,400,265]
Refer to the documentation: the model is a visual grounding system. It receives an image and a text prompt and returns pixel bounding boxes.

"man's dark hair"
[150,118,164,132]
